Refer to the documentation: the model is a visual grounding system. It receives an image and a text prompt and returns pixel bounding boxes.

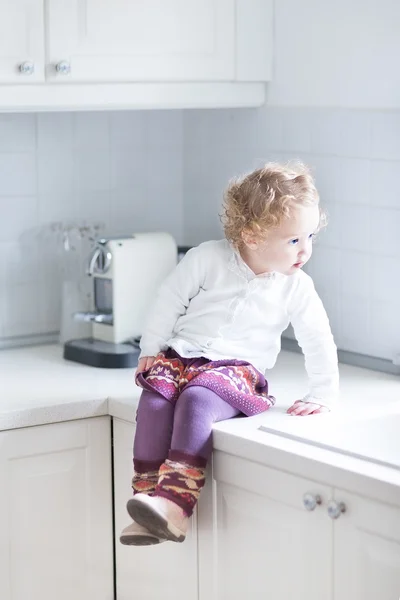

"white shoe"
[127,494,188,543]
[119,520,165,546]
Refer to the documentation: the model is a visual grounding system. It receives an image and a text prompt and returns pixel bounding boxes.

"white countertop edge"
[211,424,400,508]
[1,398,110,430]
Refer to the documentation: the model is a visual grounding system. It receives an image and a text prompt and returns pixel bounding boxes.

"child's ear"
[241,229,259,250]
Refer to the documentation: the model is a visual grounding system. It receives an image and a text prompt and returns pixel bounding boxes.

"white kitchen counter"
[1,343,400,505]
[0,343,141,430]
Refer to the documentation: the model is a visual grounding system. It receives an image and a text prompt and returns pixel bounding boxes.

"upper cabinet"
[47,0,236,83]
[0,0,45,83]
[0,0,273,111]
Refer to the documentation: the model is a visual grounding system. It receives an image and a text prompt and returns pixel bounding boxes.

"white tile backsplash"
[341,252,371,299]
[73,112,110,150]
[145,110,183,148]
[308,155,339,204]
[74,149,111,192]
[340,204,371,252]
[0,196,38,242]
[109,111,147,150]
[310,110,343,156]
[370,112,400,160]
[4,283,42,337]
[370,299,400,360]
[371,256,399,303]
[259,108,284,152]
[337,111,371,159]
[0,114,36,152]
[335,158,371,205]
[0,111,184,342]
[1,105,399,362]
[37,113,74,153]
[282,109,312,153]
[0,154,37,195]
[340,294,371,355]
[37,150,75,195]
[183,105,400,362]
[305,246,342,293]
[370,207,400,257]
[370,160,400,209]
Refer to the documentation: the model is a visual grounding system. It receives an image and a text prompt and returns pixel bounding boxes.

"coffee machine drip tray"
[64,338,139,369]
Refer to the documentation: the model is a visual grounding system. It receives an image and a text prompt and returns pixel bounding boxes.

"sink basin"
[259,412,400,470]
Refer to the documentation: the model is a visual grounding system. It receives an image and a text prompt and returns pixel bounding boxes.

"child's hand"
[136,356,156,376]
[287,400,330,416]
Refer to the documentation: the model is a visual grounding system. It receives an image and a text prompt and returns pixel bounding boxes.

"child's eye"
[308,233,315,240]
[289,238,299,245]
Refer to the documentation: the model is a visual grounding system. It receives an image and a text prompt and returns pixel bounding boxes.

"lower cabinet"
[199,450,333,600]
[113,418,198,600]
[333,490,400,600]
[0,417,114,600]
[200,450,400,600]
[3,415,399,600]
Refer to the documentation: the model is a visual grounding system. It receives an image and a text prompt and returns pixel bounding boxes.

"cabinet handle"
[19,61,35,75]
[327,500,346,519]
[55,61,71,75]
[303,493,322,511]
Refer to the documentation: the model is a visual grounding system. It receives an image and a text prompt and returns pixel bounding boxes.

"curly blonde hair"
[221,161,326,248]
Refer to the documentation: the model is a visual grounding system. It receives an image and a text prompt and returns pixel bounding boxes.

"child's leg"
[154,385,241,515]
[127,386,240,542]
[132,389,175,496]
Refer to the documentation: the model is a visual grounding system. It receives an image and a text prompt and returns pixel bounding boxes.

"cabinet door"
[0,0,45,83]
[46,0,235,83]
[0,417,114,600]
[113,418,198,600]
[201,451,333,600]
[333,490,400,600]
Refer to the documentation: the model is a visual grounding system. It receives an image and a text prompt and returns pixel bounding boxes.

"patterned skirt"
[135,349,275,416]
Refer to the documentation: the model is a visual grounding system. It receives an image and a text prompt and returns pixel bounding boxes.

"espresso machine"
[63,232,177,368]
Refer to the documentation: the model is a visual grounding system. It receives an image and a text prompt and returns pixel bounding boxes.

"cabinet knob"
[327,500,346,519]
[19,61,35,75]
[303,493,322,511]
[55,61,71,75]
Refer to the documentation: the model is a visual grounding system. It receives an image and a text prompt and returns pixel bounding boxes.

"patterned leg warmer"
[132,459,164,496]
[154,451,207,516]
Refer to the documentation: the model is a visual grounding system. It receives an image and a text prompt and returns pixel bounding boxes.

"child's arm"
[139,246,205,358]
[288,273,339,413]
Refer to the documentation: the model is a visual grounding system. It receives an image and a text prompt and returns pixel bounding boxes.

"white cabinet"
[46,0,236,83]
[200,450,333,600]
[0,0,45,83]
[201,450,400,600]
[333,490,400,600]
[113,418,198,600]
[0,0,272,110]
[0,417,114,600]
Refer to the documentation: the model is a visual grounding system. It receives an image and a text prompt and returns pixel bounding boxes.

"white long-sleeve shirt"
[139,239,339,408]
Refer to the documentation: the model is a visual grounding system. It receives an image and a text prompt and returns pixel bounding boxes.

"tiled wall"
[2,105,399,362]
[183,107,400,362]
[0,111,183,340]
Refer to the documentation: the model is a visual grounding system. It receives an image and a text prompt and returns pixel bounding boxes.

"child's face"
[242,205,320,276]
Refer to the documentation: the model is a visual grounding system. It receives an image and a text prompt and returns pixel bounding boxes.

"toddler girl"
[120,161,339,546]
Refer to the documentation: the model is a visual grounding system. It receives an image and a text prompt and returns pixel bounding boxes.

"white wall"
[182,0,400,363]
[1,0,399,362]
[0,111,183,340]
[268,0,400,109]
[182,106,400,361]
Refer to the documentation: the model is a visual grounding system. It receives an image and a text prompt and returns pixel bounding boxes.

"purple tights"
[133,385,241,463]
